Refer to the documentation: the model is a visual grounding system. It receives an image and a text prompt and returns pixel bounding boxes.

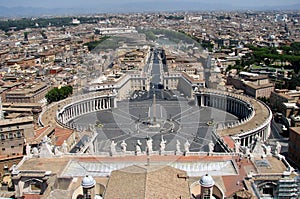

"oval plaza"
[51,46,273,154]
[55,86,271,153]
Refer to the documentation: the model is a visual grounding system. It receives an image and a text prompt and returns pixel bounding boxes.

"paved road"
[150,49,162,88]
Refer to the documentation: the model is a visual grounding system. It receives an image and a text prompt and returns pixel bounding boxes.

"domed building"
[199,174,215,199]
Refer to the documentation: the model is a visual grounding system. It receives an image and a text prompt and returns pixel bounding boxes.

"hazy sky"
[0,0,299,8]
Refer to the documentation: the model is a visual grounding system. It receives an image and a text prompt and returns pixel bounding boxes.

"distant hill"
[0,2,300,18]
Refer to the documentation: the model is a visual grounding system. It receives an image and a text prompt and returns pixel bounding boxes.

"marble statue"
[11,164,18,174]
[54,146,63,155]
[136,140,142,153]
[42,135,51,144]
[110,140,117,155]
[26,143,31,156]
[61,140,68,154]
[176,140,181,153]
[265,145,272,156]
[234,140,240,153]
[88,141,95,154]
[275,141,281,155]
[39,136,54,158]
[184,140,190,153]
[32,147,39,156]
[208,141,214,153]
[160,136,166,152]
[120,140,127,152]
[146,137,153,153]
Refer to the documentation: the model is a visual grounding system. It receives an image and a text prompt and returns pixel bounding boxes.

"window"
[263,187,273,196]
[203,188,211,199]
[16,131,22,138]
[2,148,5,151]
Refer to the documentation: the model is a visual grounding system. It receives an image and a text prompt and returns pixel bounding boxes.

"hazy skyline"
[1,0,299,9]
[0,0,299,17]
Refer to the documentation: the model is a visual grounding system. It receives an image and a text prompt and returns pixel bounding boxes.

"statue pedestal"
[149,122,160,129]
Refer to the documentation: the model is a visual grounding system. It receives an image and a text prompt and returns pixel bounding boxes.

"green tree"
[45,85,73,104]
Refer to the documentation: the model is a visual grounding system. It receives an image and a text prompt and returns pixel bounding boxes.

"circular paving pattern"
[69,89,239,153]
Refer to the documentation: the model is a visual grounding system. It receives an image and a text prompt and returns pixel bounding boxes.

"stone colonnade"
[57,94,116,126]
[195,90,272,148]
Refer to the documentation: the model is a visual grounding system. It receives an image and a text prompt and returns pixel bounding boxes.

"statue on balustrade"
[160,135,166,153]
[61,140,68,154]
[208,141,214,153]
[120,140,127,153]
[26,143,32,156]
[146,137,153,154]
[110,140,117,155]
[136,140,142,154]
[176,140,181,153]
[184,140,190,153]
[234,140,240,153]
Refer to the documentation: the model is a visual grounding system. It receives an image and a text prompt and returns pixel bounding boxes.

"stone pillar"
[64,112,67,123]
[76,105,79,116]
[61,114,64,123]
[99,99,102,110]
[95,100,98,110]
[113,97,117,108]
[65,110,68,121]
[71,107,74,118]
[83,102,86,114]
[195,95,199,107]
[91,100,94,112]
[266,123,271,140]
[245,136,249,146]
[68,109,70,119]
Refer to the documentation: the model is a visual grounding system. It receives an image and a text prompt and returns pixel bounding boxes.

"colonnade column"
[91,100,95,112]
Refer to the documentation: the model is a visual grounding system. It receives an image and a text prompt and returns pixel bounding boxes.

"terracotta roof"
[54,126,73,146]
[104,165,190,199]
[31,125,55,144]
[222,158,254,196]
[222,136,235,149]
[23,194,42,199]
